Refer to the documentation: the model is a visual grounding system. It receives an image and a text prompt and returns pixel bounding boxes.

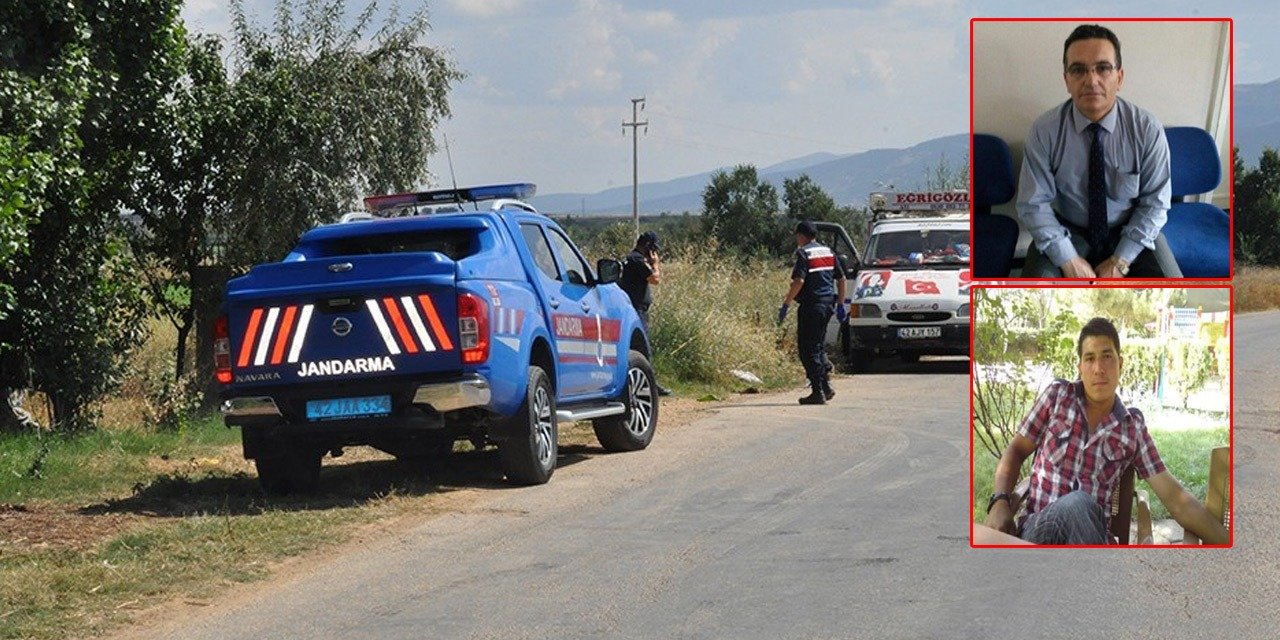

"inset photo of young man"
[970,19,1232,280]
[970,286,1231,547]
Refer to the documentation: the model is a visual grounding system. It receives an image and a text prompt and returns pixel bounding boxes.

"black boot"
[799,386,826,405]
[822,384,836,401]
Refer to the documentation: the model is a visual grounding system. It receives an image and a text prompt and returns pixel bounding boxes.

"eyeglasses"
[1066,63,1117,79]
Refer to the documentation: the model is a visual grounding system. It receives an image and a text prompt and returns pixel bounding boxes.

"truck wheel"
[498,366,557,485]
[253,439,323,495]
[845,349,873,373]
[592,350,658,452]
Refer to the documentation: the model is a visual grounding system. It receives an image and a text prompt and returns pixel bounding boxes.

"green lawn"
[0,416,241,505]
[972,424,1229,523]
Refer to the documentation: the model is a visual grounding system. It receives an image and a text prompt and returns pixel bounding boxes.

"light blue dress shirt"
[1016,97,1172,266]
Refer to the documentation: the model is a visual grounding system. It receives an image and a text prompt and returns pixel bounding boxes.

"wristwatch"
[986,492,1011,513]
[1114,257,1130,276]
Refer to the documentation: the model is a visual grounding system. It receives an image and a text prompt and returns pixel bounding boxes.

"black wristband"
[986,492,1011,513]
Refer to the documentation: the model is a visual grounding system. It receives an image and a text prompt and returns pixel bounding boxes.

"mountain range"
[1234,77,1280,168]
[532,77,1280,216]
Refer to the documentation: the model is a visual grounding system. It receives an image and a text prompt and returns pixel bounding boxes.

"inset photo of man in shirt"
[970,19,1233,279]
[970,286,1231,546]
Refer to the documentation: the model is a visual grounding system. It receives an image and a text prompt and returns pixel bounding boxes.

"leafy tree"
[783,174,837,222]
[1234,146,1280,265]
[217,0,464,269]
[923,153,970,191]
[701,165,783,255]
[0,0,180,430]
[0,134,46,323]
[971,288,1041,459]
[126,34,235,383]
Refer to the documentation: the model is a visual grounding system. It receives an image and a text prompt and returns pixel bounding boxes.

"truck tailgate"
[225,253,462,388]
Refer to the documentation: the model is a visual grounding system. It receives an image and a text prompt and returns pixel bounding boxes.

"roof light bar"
[364,183,538,213]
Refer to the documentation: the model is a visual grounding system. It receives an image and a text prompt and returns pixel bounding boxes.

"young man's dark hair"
[1076,316,1121,357]
[1063,24,1122,70]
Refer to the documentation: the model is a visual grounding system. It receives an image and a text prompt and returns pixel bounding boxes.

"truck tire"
[498,366,557,485]
[253,439,323,495]
[592,350,658,452]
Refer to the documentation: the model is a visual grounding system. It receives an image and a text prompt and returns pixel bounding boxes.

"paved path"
[122,312,1280,639]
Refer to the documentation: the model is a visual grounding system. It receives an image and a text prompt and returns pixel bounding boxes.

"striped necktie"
[1086,122,1108,263]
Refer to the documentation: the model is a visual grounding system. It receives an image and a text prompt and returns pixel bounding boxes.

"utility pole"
[622,97,647,235]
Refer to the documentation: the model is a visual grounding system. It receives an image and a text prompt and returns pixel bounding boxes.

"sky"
[181,0,1280,196]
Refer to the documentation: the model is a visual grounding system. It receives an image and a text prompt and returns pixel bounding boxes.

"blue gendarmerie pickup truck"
[213,183,658,494]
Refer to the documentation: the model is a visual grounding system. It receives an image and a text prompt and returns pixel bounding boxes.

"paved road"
[125,313,1280,639]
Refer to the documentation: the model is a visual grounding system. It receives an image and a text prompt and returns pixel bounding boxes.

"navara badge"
[332,317,352,337]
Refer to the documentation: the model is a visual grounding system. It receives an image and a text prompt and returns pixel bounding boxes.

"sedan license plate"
[898,326,942,339]
[306,395,392,421]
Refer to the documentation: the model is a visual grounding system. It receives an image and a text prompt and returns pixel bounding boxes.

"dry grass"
[648,244,802,390]
[1234,265,1280,313]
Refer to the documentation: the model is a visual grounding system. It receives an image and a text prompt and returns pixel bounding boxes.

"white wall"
[973,20,1232,218]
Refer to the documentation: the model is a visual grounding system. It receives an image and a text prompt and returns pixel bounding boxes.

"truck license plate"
[898,327,942,339]
[306,395,392,421]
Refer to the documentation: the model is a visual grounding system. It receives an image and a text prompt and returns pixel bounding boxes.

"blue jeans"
[1020,490,1109,545]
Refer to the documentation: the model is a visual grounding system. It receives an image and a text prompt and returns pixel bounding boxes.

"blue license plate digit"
[306,395,392,421]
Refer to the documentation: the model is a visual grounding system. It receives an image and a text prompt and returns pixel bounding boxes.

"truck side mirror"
[596,258,623,285]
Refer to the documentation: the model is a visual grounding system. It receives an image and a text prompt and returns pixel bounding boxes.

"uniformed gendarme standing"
[778,221,847,405]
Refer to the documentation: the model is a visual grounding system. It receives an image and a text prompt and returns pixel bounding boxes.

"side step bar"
[556,402,626,422]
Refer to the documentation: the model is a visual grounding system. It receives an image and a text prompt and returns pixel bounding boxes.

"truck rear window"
[317,229,480,260]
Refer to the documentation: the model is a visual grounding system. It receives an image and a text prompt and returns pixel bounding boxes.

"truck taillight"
[213,315,232,384]
[457,293,489,364]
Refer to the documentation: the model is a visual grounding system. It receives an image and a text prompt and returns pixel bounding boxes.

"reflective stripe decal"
[382,297,419,354]
[287,304,314,363]
[400,295,436,352]
[270,305,298,365]
[366,299,401,355]
[237,308,264,368]
[418,294,454,351]
[495,308,524,335]
[805,246,835,271]
[254,307,280,366]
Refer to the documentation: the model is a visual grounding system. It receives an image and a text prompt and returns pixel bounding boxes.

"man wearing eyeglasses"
[1017,24,1176,279]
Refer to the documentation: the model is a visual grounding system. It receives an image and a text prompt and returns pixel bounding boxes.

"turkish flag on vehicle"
[905,280,940,295]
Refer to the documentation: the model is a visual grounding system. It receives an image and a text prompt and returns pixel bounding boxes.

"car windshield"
[864,229,970,266]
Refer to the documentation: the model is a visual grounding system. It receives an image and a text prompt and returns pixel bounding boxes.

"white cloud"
[444,0,526,19]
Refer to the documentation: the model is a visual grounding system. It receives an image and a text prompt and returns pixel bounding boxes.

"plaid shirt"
[1017,379,1166,533]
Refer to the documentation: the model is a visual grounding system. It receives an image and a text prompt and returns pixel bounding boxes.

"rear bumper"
[221,373,492,426]
[411,375,492,412]
[848,323,970,354]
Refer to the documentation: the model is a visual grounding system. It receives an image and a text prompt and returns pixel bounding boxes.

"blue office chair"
[1162,126,1231,278]
[972,133,1020,277]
